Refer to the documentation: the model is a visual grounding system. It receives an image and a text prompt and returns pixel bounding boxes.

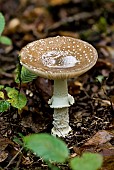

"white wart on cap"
[20,36,98,79]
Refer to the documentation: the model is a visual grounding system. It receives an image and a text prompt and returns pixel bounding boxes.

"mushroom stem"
[48,79,74,137]
[52,107,72,137]
[48,79,74,108]
[54,79,68,99]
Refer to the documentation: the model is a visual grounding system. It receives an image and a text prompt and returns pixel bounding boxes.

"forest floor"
[0,0,114,169]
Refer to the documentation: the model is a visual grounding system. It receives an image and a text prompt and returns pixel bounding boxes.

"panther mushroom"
[20,36,98,137]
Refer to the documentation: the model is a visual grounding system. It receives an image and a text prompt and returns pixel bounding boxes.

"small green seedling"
[0,12,12,45]
[13,133,25,146]
[97,17,107,33]
[0,85,27,112]
[23,133,103,170]
[15,63,37,84]
[70,152,103,170]
[96,75,104,83]
[0,100,10,113]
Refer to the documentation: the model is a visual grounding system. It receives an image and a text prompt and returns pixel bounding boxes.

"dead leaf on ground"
[0,137,13,163]
[59,31,79,38]
[0,150,8,163]
[47,0,70,6]
[96,59,112,68]
[84,130,114,146]
[22,7,53,33]
[73,130,114,170]
[0,137,13,151]
[22,156,33,165]
[35,77,53,102]
[73,130,114,155]
[69,80,83,95]
[20,112,49,133]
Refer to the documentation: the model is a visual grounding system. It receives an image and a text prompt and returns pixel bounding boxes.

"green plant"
[0,12,12,45]
[97,17,107,33]
[96,75,104,83]
[23,133,103,170]
[0,85,27,112]
[15,63,37,83]
[70,152,103,170]
[13,133,25,146]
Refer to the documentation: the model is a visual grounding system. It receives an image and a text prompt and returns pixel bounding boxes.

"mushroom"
[20,36,98,137]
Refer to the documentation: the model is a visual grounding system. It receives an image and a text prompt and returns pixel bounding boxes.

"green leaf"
[50,166,60,170]
[46,161,60,170]
[5,87,27,109]
[13,133,24,146]
[0,85,4,90]
[47,163,60,170]
[15,60,22,84]
[23,133,69,163]
[70,152,103,170]
[0,12,5,35]
[8,92,27,109]
[0,35,12,45]
[0,100,10,112]
[15,66,37,83]
[5,87,18,98]
[97,17,107,33]
[0,91,4,99]
[96,75,104,83]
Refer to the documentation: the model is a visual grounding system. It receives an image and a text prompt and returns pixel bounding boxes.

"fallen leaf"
[0,137,14,163]
[84,130,114,146]
[8,18,20,33]
[48,0,70,6]
[0,137,13,151]
[35,77,53,102]
[0,150,8,162]
[22,156,33,165]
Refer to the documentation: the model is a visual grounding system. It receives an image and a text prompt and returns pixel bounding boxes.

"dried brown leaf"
[48,0,70,6]
[84,130,114,146]
[0,150,8,163]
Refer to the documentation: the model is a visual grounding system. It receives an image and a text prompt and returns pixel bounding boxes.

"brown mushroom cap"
[20,36,98,79]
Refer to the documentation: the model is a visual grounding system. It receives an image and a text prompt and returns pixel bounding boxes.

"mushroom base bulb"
[51,126,72,137]
[52,107,71,137]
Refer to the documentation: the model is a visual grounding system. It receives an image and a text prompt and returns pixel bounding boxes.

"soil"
[0,0,114,169]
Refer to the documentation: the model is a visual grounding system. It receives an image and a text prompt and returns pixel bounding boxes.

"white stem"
[48,79,74,108]
[48,79,74,137]
[52,107,71,137]
[54,79,68,98]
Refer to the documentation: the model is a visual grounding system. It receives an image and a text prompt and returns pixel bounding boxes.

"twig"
[15,154,22,170]
[46,9,102,32]
[0,70,14,78]
[5,147,23,169]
